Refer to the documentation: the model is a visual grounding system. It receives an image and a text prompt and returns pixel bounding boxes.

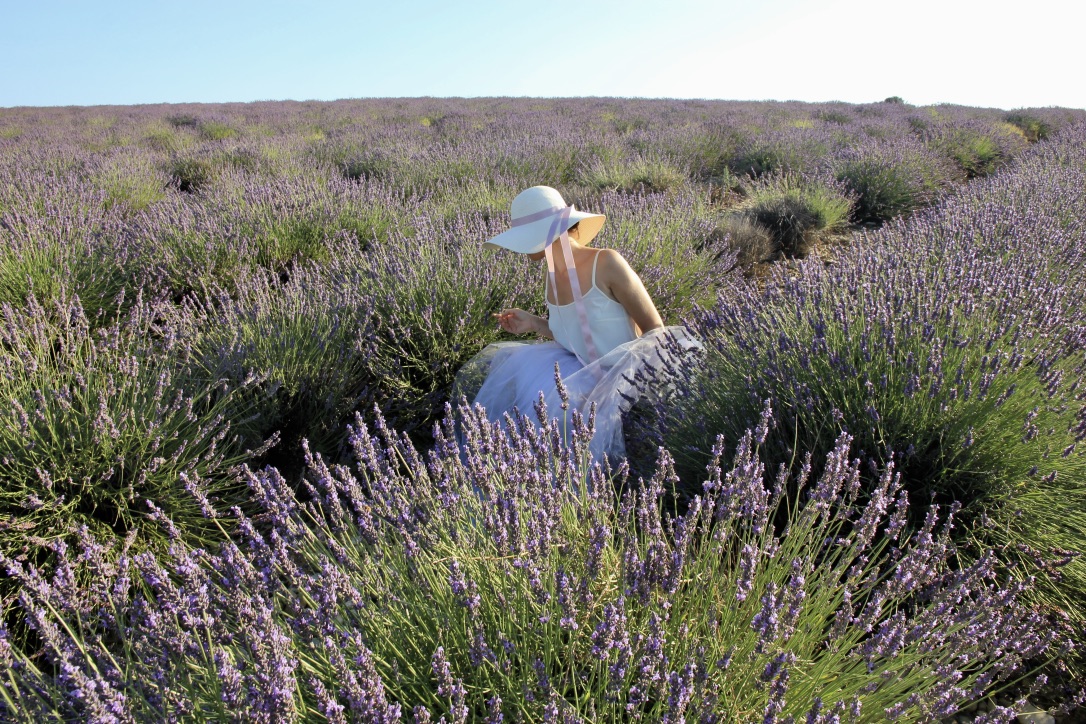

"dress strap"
[591,250,600,289]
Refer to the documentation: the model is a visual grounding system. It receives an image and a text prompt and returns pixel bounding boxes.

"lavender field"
[1,97,1085,721]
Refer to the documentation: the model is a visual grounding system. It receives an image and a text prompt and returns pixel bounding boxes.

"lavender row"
[1,98,1084,716]
[1,400,1073,721]
[667,122,1086,637]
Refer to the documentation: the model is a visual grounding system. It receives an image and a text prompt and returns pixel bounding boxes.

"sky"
[1,0,1083,110]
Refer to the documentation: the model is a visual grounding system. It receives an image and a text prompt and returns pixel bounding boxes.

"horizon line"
[3,95,1081,113]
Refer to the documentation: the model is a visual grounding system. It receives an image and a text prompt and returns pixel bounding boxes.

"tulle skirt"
[452,326,703,465]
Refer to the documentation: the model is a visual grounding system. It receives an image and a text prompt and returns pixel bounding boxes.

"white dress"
[454,253,702,464]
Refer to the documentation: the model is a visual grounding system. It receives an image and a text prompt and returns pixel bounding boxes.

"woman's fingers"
[494,310,518,329]
[494,311,516,332]
[494,309,533,334]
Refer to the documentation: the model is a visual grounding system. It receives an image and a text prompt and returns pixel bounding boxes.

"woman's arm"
[597,249,664,335]
[494,308,553,339]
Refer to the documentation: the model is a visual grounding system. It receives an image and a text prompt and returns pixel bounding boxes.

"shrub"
[342,148,397,182]
[816,109,852,125]
[0,404,1067,720]
[701,214,777,267]
[680,128,742,183]
[321,215,539,439]
[727,130,831,179]
[0,292,261,581]
[536,146,582,185]
[706,168,743,206]
[0,241,134,324]
[216,145,269,175]
[252,215,336,271]
[883,96,906,104]
[926,121,1028,179]
[396,153,482,195]
[609,114,650,134]
[142,123,184,153]
[165,199,538,458]
[829,139,956,224]
[92,152,169,214]
[200,120,239,141]
[575,155,687,194]
[179,267,379,470]
[253,215,389,274]
[342,153,395,182]
[417,178,513,226]
[0,176,133,320]
[580,189,743,316]
[733,175,853,258]
[128,176,407,300]
[0,242,70,309]
[164,153,215,193]
[945,131,1005,178]
[309,137,401,183]
[1005,111,1054,143]
[221,172,405,273]
[662,141,1086,635]
[728,140,798,178]
[165,113,201,129]
[126,213,249,301]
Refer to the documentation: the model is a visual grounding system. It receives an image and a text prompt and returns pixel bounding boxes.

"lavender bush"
[826,135,959,225]
[0,403,1071,720]
[730,173,853,258]
[564,189,742,313]
[173,211,542,464]
[316,213,542,438]
[1000,108,1084,143]
[0,167,134,319]
[727,125,837,178]
[665,123,1086,633]
[922,119,1027,179]
[175,266,381,464]
[136,170,406,299]
[3,97,1086,716]
[575,153,688,194]
[0,290,266,591]
[700,214,777,267]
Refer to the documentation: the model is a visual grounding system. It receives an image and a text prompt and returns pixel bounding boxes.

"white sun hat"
[484,186,606,254]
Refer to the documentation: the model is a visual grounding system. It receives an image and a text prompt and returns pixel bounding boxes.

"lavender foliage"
[667,122,1086,634]
[0,403,1072,719]
[2,97,1085,718]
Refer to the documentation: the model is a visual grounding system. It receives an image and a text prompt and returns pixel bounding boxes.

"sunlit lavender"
[1,97,1084,720]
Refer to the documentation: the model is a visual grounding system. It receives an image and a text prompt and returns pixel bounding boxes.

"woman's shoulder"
[590,247,627,269]
[591,248,637,299]
[592,248,633,278]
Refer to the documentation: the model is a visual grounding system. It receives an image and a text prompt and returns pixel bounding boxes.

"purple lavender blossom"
[1,98,1083,724]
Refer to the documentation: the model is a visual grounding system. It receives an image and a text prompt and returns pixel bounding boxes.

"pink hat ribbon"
[511,204,568,227]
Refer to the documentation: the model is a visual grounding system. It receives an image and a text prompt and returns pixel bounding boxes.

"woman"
[455,185,700,465]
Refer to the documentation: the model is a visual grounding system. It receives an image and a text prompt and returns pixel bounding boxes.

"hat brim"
[484,209,606,254]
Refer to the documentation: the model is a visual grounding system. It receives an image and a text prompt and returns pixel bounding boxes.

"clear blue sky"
[2,0,1083,109]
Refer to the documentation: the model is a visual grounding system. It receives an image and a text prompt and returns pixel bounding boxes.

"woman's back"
[546,251,638,361]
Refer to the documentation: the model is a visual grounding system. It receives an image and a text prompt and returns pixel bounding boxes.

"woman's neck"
[547,239,588,271]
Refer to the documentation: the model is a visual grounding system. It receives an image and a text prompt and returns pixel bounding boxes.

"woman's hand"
[493,308,551,338]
